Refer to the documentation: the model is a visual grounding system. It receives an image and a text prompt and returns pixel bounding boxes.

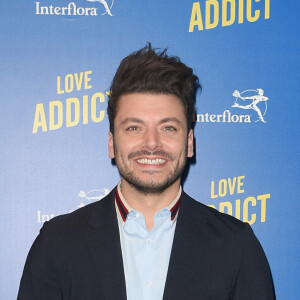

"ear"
[108,131,115,159]
[187,129,194,158]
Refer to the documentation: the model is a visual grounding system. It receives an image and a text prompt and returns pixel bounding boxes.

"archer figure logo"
[37,188,110,223]
[232,89,269,123]
[76,188,110,209]
[86,0,114,16]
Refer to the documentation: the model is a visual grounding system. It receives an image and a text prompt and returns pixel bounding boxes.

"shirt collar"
[115,182,182,226]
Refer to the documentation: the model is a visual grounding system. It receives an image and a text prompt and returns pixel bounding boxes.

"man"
[18,44,275,299]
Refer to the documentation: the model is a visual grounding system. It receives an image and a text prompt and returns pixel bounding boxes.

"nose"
[142,128,162,151]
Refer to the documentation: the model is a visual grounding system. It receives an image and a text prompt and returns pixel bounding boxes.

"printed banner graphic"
[1,1,299,299]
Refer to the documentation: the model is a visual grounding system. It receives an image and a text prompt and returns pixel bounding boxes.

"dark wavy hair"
[107,43,201,132]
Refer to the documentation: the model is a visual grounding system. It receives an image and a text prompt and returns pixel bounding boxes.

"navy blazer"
[18,188,275,299]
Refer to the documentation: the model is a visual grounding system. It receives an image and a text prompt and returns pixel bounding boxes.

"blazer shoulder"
[41,188,116,235]
[182,192,250,235]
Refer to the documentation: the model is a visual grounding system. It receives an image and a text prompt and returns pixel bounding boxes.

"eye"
[126,126,140,131]
[163,126,176,131]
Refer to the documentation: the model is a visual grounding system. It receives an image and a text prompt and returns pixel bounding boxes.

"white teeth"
[137,158,166,165]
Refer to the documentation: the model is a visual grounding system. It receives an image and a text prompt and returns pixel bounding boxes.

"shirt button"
[146,280,151,287]
[136,213,140,218]
[146,238,151,244]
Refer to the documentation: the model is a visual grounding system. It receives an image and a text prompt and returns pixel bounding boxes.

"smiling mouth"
[136,158,166,165]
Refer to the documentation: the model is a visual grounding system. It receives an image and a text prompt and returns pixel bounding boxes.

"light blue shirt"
[115,183,182,300]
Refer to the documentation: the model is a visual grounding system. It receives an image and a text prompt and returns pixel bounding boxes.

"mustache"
[128,150,174,160]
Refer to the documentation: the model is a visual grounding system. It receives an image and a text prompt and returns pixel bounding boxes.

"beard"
[114,148,187,196]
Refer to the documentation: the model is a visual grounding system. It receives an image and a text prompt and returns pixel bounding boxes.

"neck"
[120,179,181,231]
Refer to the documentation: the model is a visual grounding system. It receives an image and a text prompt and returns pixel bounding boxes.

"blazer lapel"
[85,189,127,300]
[163,192,211,300]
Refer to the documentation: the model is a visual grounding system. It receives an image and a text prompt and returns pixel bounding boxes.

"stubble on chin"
[113,139,188,195]
[118,157,185,196]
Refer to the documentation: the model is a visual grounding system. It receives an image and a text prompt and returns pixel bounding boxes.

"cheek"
[114,138,135,158]
[169,136,188,152]
[119,136,143,151]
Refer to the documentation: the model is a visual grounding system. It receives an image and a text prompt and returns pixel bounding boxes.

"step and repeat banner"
[1,0,299,299]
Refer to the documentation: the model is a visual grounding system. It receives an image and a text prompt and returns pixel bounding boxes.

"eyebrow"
[120,117,182,127]
[120,118,145,126]
[159,118,182,125]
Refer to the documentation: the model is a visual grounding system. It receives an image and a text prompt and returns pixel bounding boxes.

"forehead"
[115,93,186,121]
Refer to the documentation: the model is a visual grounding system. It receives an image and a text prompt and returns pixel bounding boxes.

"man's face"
[108,93,194,195]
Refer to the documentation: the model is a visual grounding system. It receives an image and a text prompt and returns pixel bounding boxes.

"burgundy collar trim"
[115,187,129,222]
[115,184,182,224]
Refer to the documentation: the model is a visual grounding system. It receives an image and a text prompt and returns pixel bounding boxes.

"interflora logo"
[37,188,110,223]
[76,188,110,209]
[196,88,269,124]
[35,0,114,17]
[232,89,269,123]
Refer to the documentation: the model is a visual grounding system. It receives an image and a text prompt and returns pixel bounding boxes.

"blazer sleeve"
[233,224,275,299]
[17,222,63,300]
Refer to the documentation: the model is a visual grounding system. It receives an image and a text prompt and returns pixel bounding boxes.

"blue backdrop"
[1,0,299,298]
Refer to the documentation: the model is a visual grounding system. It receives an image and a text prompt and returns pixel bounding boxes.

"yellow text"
[208,193,270,225]
[57,70,92,94]
[189,0,270,32]
[211,175,245,198]
[32,92,106,133]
